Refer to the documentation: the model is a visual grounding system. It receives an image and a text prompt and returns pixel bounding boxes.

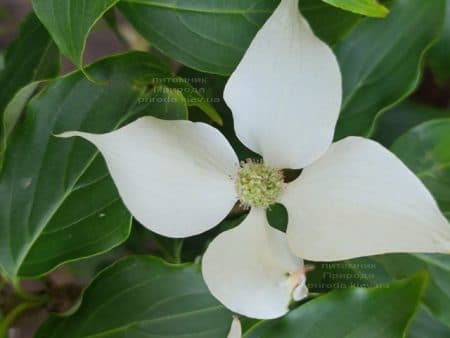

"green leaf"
[379,119,450,327]
[134,86,189,120]
[391,118,450,217]
[36,256,232,338]
[118,0,361,75]
[135,87,189,120]
[372,101,450,147]
[0,13,59,137]
[408,307,450,338]
[306,257,391,291]
[300,0,362,46]
[0,52,176,278]
[1,82,42,168]
[266,203,288,232]
[154,76,223,124]
[321,0,388,18]
[117,0,274,75]
[375,254,450,328]
[246,273,427,338]
[428,0,450,84]
[3,83,41,141]
[31,0,119,72]
[334,0,446,139]
[137,68,222,124]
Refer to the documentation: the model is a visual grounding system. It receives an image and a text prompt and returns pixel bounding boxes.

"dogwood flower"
[59,0,450,321]
[227,316,241,338]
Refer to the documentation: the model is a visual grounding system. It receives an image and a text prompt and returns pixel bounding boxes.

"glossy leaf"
[159,76,222,124]
[245,273,427,338]
[266,203,288,232]
[1,82,42,168]
[391,118,450,218]
[376,254,450,327]
[32,0,119,70]
[36,256,233,338]
[117,0,274,75]
[301,0,361,45]
[119,0,360,75]
[322,0,388,18]
[32,0,220,120]
[372,101,449,147]
[3,83,41,141]
[0,13,59,138]
[379,119,450,327]
[334,0,446,139]
[428,0,450,84]
[305,257,391,292]
[408,308,450,338]
[0,52,178,278]
[134,86,189,120]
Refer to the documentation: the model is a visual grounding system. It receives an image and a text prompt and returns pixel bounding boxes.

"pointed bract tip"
[227,316,242,338]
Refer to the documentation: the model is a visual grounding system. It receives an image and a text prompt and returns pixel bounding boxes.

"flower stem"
[0,298,46,338]
[172,240,184,264]
[11,279,45,303]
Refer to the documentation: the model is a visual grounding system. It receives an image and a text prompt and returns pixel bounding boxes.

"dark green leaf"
[391,118,450,218]
[32,0,119,71]
[266,203,288,232]
[428,0,450,84]
[119,0,360,75]
[246,273,427,338]
[306,257,391,292]
[0,13,59,137]
[3,83,41,141]
[154,76,223,124]
[372,101,450,147]
[36,256,232,338]
[334,0,446,139]
[408,307,450,338]
[375,254,450,327]
[135,86,189,120]
[117,0,273,75]
[377,119,450,327]
[0,52,175,278]
[1,82,42,167]
[321,0,388,18]
[244,321,275,338]
[298,0,362,46]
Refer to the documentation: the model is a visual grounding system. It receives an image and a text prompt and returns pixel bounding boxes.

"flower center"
[236,159,284,209]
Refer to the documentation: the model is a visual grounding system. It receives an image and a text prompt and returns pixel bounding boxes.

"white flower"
[59,0,450,321]
[227,316,241,338]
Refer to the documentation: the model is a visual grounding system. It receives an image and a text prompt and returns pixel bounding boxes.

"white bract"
[227,316,242,338]
[59,0,450,321]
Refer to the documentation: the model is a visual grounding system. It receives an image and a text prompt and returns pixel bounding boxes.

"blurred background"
[1,0,125,72]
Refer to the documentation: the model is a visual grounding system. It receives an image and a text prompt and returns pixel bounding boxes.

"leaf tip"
[81,67,109,86]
